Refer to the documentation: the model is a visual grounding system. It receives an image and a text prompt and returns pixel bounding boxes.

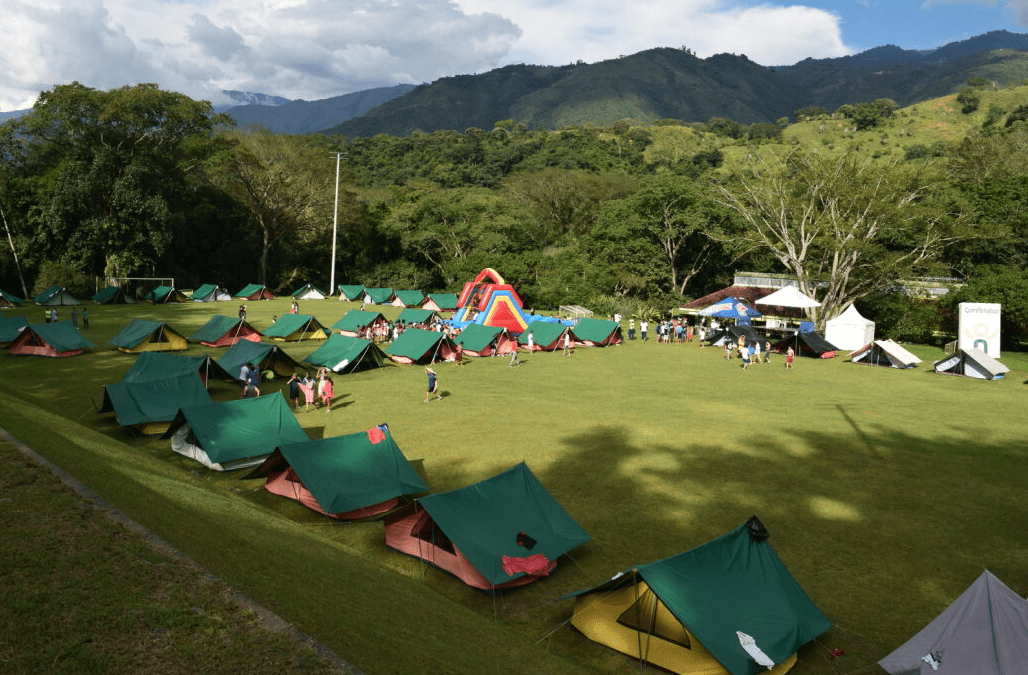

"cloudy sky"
[1,0,1026,111]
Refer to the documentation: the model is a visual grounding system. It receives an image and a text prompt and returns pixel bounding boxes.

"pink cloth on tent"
[502,553,552,577]
[367,427,386,444]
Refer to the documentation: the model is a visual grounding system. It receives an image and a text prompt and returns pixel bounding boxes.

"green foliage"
[956,87,981,114]
[861,291,944,344]
[32,259,92,298]
[1004,104,1028,127]
[795,106,829,120]
[943,267,1028,349]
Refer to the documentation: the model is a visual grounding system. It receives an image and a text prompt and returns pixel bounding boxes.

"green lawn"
[1,297,1026,675]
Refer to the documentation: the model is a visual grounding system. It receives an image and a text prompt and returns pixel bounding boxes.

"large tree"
[711,148,970,325]
[1,82,229,282]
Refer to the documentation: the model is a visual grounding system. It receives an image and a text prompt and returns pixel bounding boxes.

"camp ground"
[332,309,388,337]
[263,314,330,341]
[363,287,395,305]
[396,308,436,326]
[772,328,838,358]
[383,328,458,364]
[453,324,518,357]
[569,317,622,347]
[190,315,263,347]
[91,285,133,304]
[391,290,425,308]
[879,570,1028,675]
[108,319,189,353]
[190,284,231,302]
[0,316,29,346]
[564,517,832,675]
[249,424,428,520]
[234,283,274,300]
[7,321,95,357]
[34,285,79,306]
[163,394,310,471]
[145,285,190,303]
[824,304,875,352]
[304,334,388,373]
[518,321,569,351]
[849,339,922,368]
[933,347,1010,380]
[337,284,365,301]
[217,341,302,381]
[383,462,591,592]
[0,289,25,306]
[292,283,328,300]
[421,293,458,312]
[100,373,213,436]
[119,351,236,385]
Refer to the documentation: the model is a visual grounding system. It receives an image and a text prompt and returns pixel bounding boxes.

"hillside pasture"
[1,297,1026,675]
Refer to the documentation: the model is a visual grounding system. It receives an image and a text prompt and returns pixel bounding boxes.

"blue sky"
[1,0,1026,110]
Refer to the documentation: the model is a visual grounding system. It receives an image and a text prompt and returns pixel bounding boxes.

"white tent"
[933,348,1010,380]
[825,304,875,351]
[755,285,821,309]
[850,340,921,369]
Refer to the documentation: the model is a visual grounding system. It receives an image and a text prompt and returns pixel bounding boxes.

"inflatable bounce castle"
[452,268,533,334]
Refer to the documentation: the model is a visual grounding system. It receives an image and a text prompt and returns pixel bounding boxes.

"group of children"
[725,337,795,370]
[287,369,335,412]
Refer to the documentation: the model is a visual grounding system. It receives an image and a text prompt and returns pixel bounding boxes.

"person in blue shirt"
[423,367,442,402]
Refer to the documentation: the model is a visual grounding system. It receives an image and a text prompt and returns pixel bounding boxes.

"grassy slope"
[1,298,1027,675]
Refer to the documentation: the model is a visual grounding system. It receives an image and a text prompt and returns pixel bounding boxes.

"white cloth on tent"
[737,631,775,669]
[755,285,821,308]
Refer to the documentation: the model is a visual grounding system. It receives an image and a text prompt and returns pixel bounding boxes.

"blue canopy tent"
[698,296,763,320]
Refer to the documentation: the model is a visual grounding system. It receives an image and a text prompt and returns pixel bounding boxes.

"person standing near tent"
[246,363,261,397]
[424,367,442,402]
[764,340,772,364]
[50,308,58,323]
[628,318,635,341]
[640,319,648,342]
[786,346,795,369]
[71,308,78,329]
[298,372,316,411]
[320,375,334,412]
[562,331,574,356]
[239,304,247,321]
[82,308,89,329]
[239,362,251,397]
[288,373,301,409]
[509,342,522,367]
[752,339,762,365]
[526,330,534,351]
[44,308,50,324]
[741,343,751,370]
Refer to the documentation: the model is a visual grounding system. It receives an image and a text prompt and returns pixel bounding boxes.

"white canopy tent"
[825,304,875,351]
[754,285,821,309]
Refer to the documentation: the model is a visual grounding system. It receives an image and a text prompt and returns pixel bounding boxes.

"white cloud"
[923,0,1028,25]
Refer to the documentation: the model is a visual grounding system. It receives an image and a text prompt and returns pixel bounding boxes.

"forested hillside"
[2,79,1028,345]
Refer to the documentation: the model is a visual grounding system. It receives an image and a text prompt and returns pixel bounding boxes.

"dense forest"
[2,81,1028,346]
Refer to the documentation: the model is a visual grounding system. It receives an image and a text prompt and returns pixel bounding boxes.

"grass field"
[1,296,1026,675]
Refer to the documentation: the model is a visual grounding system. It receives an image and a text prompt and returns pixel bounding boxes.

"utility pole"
[330,152,341,293]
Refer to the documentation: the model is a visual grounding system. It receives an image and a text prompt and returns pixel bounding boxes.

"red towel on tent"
[367,427,386,444]
[502,553,551,577]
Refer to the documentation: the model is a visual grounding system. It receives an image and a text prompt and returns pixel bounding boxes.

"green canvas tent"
[0,289,25,306]
[383,328,458,364]
[396,308,436,325]
[453,324,517,357]
[292,283,328,300]
[34,285,79,306]
[163,394,310,471]
[0,316,29,345]
[189,315,263,347]
[422,293,458,312]
[190,284,231,302]
[250,424,427,519]
[145,285,189,303]
[392,290,425,307]
[120,352,235,385]
[565,517,832,675]
[384,462,591,591]
[263,314,330,341]
[108,319,189,353]
[363,287,395,304]
[216,340,302,381]
[518,321,569,351]
[304,334,389,373]
[100,373,213,436]
[337,284,365,301]
[8,321,94,357]
[234,283,274,300]
[332,309,388,337]
[569,317,622,346]
[92,286,133,304]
